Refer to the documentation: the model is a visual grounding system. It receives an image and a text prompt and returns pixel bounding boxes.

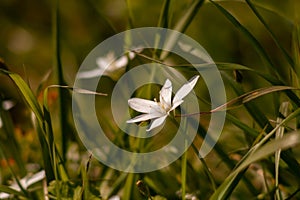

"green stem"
[52,0,69,160]
[181,139,188,200]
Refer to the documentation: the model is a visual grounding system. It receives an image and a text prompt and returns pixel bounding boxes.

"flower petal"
[170,100,184,112]
[146,115,168,131]
[159,79,172,109]
[77,68,104,79]
[126,113,163,123]
[114,56,128,69]
[128,98,162,114]
[96,52,114,69]
[172,75,199,106]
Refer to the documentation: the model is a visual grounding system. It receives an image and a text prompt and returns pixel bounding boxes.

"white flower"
[0,170,45,199]
[0,100,15,128]
[126,75,199,131]
[78,48,142,81]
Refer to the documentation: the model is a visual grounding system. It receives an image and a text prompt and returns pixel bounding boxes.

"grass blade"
[246,0,294,69]
[211,85,296,113]
[209,0,280,80]
[225,113,259,138]
[52,0,72,159]
[210,132,300,200]
[160,0,204,60]
[274,102,289,200]
[181,150,187,200]
[0,98,26,176]
[211,106,300,199]
[0,69,56,182]
[0,69,43,123]
[157,0,172,28]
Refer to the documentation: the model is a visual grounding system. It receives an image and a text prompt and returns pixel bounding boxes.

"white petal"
[126,113,164,123]
[0,170,45,198]
[170,100,184,112]
[96,53,114,69]
[146,115,168,131]
[2,100,15,110]
[178,41,192,52]
[128,51,135,59]
[128,98,161,113]
[77,68,104,79]
[172,75,199,106]
[159,79,172,109]
[114,56,128,69]
[25,170,45,188]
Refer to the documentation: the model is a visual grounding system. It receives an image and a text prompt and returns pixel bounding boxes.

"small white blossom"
[78,48,142,81]
[0,170,45,199]
[127,75,199,131]
[0,100,15,128]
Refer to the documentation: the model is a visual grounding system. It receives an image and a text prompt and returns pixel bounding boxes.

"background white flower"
[77,47,143,81]
[127,75,199,131]
[0,170,45,199]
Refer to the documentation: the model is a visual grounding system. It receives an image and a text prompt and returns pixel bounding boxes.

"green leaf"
[0,68,56,182]
[0,69,43,123]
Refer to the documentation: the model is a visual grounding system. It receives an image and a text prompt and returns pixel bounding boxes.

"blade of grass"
[223,72,300,180]
[249,1,293,25]
[274,102,289,200]
[157,0,172,28]
[0,98,26,176]
[34,118,55,183]
[123,173,137,200]
[0,69,43,123]
[246,0,294,69]
[52,0,71,160]
[0,147,29,198]
[209,0,278,77]
[125,0,135,28]
[225,113,259,138]
[43,85,106,182]
[210,132,300,200]
[0,69,56,182]
[196,124,259,195]
[209,0,300,106]
[191,144,217,191]
[87,0,118,33]
[181,148,187,200]
[292,22,300,87]
[160,0,204,60]
[135,52,282,85]
[211,86,296,113]
[106,173,128,198]
[210,106,300,199]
